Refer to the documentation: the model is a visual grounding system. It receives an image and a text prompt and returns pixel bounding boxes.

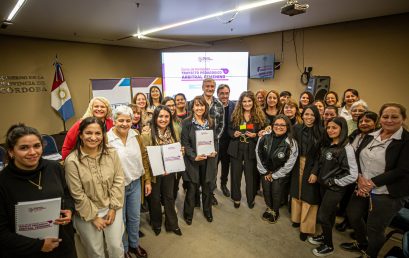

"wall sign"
[0,75,47,94]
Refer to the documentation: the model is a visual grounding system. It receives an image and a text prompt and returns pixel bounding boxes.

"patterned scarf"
[156,127,174,145]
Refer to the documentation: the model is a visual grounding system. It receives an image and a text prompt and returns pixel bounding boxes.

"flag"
[51,62,75,121]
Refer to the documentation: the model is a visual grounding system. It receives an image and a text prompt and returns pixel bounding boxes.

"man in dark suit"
[217,84,236,197]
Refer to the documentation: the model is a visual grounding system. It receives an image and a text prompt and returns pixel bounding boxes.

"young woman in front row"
[0,124,76,258]
[256,114,298,223]
[64,117,125,258]
[341,103,409,258]
[182,96,218,224]
[290,106,323,241]
[308,117,358,257]
[142,105,182,236]
[229,91,266,209]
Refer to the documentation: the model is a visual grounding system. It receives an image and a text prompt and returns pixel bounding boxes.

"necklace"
[28,171,42,190]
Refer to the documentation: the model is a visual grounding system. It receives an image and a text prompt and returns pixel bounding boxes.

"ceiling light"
[237,0,283,11]
[6,0,26,21]
[134,0,283,37]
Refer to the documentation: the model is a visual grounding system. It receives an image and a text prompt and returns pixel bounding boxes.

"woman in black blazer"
[290,106,323,241]
[341,103,409,258]
[181,96,218,224]
[228,91,266,209]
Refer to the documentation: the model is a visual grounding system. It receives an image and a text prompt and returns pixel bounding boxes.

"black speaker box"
[306,76,331,101]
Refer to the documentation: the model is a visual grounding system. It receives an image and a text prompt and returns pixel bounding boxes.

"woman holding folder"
[142,105,182,236]
[0,124,76,258]
[181,96,218,225]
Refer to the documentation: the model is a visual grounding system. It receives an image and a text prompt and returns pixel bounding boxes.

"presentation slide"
[162,52,249,100]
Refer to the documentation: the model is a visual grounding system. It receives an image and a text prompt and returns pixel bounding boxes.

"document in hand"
[196,130,215,156]
[15,197,61,239]
[147,142,185,176]
[162,142,186,173]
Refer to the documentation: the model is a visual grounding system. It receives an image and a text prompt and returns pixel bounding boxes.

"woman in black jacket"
[290,106,323,241]
[0,124,76,258]
[181,96,218,224]
[229,91,266,209]
[341,103,409,258]
[308,117,358,257]
[335,111,378,232]
[256,114,298,223]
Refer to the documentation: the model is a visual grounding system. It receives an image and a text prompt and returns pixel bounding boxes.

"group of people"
[0,78,407,258]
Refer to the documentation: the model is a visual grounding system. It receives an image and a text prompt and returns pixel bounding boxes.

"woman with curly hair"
[228,91,266,209]
[255,89,268,109]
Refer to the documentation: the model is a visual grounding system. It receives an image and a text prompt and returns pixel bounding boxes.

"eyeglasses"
[273,123,287,127]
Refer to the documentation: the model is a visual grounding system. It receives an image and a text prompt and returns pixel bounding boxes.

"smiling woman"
[181,96,218,224]
[0,124,77,258]
[64,117,125,258]
[290,106,323,240]
[256,115,298,224]
[142,105,182,236]
[342,103,409,258]
[107,106,151,258]
[61,97,114,160]
[229,91,266,209]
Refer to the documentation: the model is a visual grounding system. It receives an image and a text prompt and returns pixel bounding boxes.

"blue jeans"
[122,178,141,252]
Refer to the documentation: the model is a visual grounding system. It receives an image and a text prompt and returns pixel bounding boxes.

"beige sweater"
[64,148,124,221]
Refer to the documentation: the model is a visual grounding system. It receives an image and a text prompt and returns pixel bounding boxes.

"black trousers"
[280,176,291,208]
[337,183,355,216]
[150,174,179,231]
[218,138,231,187]
[347,194,403,257]
[317,186,346,247]
[230,148,256,205]
[184,163,212,219]
[261,176,285,213]
[173,172,187,200]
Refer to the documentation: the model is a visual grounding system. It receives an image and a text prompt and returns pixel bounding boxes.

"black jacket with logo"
[318,143,358,191]
[256,132,298,180]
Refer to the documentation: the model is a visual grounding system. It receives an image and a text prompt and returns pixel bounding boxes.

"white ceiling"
[1,0,409,49]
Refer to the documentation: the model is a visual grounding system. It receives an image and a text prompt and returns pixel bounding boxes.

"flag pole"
[54,54,67,133]
[56,55,66,132]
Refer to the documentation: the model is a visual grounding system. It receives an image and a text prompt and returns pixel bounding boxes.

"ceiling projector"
[281,0,309,16]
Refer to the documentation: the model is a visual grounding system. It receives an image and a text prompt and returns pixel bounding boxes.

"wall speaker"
[306,76,331,101]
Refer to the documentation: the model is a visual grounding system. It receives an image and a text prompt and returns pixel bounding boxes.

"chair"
[0,146,6,169]
[41,134,62,161]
